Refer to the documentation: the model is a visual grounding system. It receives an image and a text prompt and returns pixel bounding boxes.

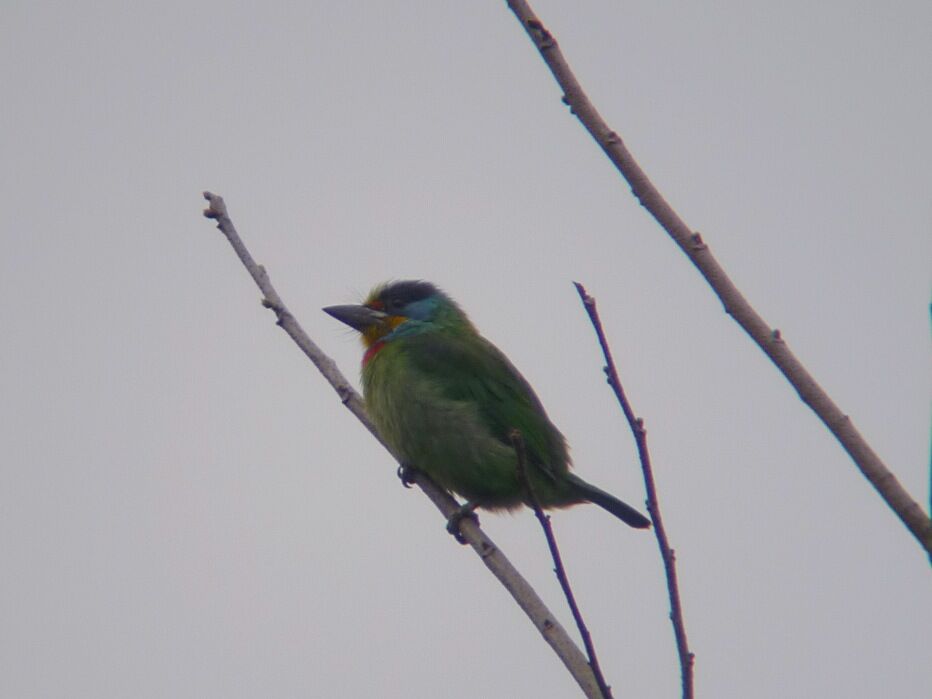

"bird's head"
[324,280,474,352]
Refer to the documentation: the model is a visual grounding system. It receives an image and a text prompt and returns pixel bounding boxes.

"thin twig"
[505,0,932,555]
[201,192,604,698]
[510,429,613,699]
[574,282,694,699]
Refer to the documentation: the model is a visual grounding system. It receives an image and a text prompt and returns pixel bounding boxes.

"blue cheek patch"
[403,298,438,321]
[386,319,425,340]
[384,298,439,340]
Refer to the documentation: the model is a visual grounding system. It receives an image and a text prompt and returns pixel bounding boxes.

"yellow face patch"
[360,312,407,348]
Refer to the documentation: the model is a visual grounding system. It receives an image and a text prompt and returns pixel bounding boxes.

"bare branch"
[201,191,604,698]
[574,283,695,699]
[505,1,932,555]
[511,429,614,699]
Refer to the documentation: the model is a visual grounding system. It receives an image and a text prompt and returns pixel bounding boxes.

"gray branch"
[201,192,605,698]
[505,0,932,555]
[575,282,694,699]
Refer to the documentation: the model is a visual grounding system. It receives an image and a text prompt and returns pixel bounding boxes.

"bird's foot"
[396,463,419,488]
[446,502,479,545]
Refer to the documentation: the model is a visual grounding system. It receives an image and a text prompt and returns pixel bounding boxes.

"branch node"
[202,191,227,219]
[771,328,783,342]
[526,18,555,49]
[337,385,354,405]
[690,232,707,250]
[561,94,577,114]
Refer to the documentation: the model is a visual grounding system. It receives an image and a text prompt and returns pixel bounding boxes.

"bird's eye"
[387,298,404,312]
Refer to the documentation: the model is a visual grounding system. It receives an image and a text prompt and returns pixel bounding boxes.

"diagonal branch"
[575,283,694,699]
[201,191,605,698]
[510,429,614,699]
[505,0,932,555]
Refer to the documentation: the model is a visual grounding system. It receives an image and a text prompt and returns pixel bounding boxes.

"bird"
[323,280,650,531]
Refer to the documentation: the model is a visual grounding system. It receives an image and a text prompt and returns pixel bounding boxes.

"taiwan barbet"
[324,280,650,531]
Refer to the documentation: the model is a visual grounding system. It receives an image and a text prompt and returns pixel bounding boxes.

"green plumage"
[324,281,650,529]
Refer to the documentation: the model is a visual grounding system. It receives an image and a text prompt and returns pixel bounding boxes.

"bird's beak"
[322,304,388,332]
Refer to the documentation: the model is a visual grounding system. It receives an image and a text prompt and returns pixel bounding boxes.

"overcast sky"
[2,2,930,697]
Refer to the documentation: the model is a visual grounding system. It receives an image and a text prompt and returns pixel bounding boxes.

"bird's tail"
[566,473,651,529]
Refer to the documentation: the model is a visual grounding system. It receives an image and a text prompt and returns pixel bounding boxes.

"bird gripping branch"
[324,280,650,531]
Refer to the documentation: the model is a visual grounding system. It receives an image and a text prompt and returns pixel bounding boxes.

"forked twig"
[575,282,694,699]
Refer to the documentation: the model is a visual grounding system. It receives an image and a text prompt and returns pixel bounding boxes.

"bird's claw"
[446,502,479,545]
[397,464,418,488]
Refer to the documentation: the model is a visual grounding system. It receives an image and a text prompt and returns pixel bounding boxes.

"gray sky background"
[2,2,930,697]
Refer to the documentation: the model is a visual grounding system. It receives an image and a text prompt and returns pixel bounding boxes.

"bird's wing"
[402,331,569,478]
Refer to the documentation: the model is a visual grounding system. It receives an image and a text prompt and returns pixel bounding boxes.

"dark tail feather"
[566,473,651,529]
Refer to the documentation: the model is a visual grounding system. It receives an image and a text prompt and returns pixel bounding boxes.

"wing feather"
[402,332,569,478]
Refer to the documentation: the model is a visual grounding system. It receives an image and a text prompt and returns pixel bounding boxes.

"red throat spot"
[362,340,386,366]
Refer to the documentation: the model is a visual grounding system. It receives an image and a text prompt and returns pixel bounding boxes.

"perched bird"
[324,280,650,530]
